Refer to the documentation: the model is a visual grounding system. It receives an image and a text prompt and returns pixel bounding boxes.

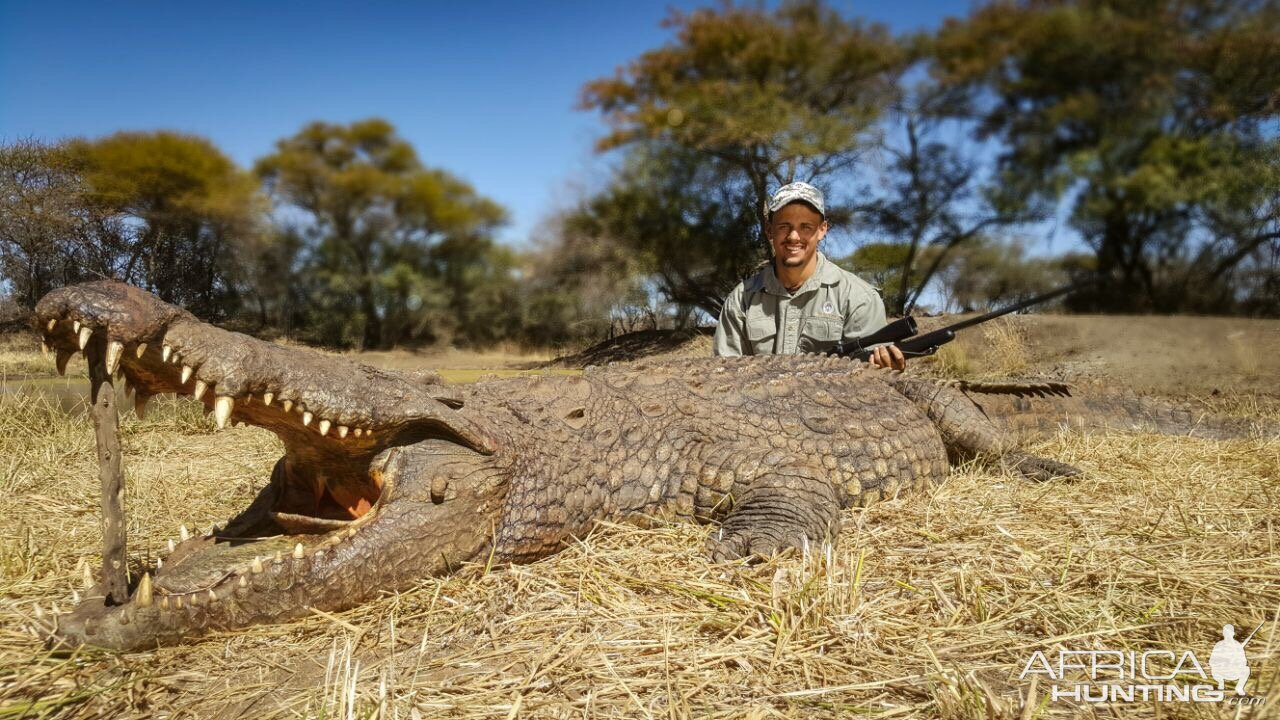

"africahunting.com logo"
[1020,623,1266,706]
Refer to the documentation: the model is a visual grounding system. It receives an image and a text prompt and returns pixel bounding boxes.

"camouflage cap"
[767,181,825,218]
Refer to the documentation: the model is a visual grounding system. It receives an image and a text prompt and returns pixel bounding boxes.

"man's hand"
[869,344,906,371]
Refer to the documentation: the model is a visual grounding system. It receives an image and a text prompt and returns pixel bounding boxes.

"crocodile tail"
[943,380,1278,441]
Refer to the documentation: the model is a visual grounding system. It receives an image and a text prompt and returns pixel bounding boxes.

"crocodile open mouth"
[44,328,410,610]
[34,281,497,641]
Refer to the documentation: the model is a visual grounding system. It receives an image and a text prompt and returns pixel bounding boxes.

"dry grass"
[924,319,1031,381]
[1,344,1278,718]
[0,332,53,379]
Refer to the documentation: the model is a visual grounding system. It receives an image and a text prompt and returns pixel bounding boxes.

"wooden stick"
[86,338,129,604]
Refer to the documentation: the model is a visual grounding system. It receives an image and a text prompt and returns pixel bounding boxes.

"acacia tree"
[69,131,264,317]
[931,0,1280,312]
[255,119,507,348]
[578,0,905,313]
[1,134,262,316]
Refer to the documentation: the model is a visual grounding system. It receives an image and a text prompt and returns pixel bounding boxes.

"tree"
[519,206,657,347]
[70,131,264,317]
[0,139,108,307]
[932,237,1077,312]
[563,145,765,315]
[855,78,1038,315]
[931,0,1280,313]
[578,0,905,313]
[255,119,507,348]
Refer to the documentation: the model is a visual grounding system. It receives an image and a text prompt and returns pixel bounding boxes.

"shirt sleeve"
[842,281,889,344]
[713,284,748,357]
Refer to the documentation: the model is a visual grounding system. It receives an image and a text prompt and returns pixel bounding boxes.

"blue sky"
[0,1,978,246]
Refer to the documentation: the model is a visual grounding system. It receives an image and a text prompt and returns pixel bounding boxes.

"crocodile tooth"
[162,344,172,362]
[174,596,182,609]
[181,365,193,384]
[78,326,92,350]
[251,557,264,573]
[40,340,49,357]
[73,320,81,333]
[262,392,274,406]
[318,419,331,436]
[167,538,176,553]
[188,592,199,606]
[82,562,94,588]
[337,425,349,438]
[135,342,147,359]
[56,349,72,376]
[214,396,233,429]
[193,380,209,400]
[239,575,248,588]
[179,525,190,541]
[293,543,305,559]
[33,604,44,620]
[282,399,293,412]
[155,557,162,569]
[136,573,153,607]
[46,319,57,332]
[207,589,217,602]
[160,596,169,609]
[353,428,363,437]
[105,341,124,375]
[302,411,313,427]
[71,589,80,603]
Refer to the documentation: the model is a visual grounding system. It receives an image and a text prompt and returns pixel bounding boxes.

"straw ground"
[1,338,1277,718]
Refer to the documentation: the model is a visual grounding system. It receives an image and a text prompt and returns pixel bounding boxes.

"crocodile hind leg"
[891,378,1081,481]
[703,451,842,562]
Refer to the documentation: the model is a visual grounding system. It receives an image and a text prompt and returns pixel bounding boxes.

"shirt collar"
[763,251,839,296]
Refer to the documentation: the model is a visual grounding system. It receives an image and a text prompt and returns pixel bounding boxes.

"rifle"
[832,280,1089,361]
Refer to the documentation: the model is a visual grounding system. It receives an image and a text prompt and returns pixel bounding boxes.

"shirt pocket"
[745,314,777,355]
[798,317,842,354]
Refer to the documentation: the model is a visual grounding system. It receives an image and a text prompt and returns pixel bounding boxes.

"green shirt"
[713,252,888,356]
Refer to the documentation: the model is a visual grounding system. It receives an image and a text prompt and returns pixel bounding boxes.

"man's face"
[769,202,828,269]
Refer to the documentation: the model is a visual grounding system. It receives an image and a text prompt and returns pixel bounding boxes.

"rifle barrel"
[939,280,1089,335]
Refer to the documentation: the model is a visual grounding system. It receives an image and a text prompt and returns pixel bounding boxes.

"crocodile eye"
[563,407,587,430]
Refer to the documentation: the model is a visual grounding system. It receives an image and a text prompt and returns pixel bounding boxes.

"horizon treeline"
[3,0,1278,351]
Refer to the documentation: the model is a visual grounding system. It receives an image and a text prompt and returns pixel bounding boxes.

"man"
[713,182,907,370]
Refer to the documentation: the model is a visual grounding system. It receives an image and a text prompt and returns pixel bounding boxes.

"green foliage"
[70,131,265,317]
[933,238,1076,312]
[930,0,1280,313]
[563,145,765,314]
[255,119,509,349]
[845,242,912,301]
[1,134,264,317]
[0,139,104,306]
[578,0,905,314]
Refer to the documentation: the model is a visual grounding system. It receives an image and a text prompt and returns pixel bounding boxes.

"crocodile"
[32,281,1273,651]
